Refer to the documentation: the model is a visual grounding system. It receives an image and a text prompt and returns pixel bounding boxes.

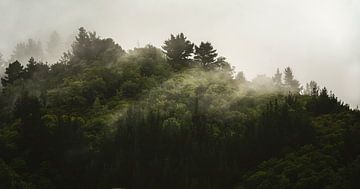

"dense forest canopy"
[0,28,359,189]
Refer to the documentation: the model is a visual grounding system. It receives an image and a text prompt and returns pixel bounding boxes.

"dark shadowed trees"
[194,42,218,70]
[162,33,194,71]
[23,57,37,79]
[0,28,358,189]
[194,42,231,71]
[69,27,125,65]
[22,57,49,80]
[1,60,24,87]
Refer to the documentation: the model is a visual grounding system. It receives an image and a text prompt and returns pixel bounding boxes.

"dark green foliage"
[194,42,218,70]
[23,57,50,80]
[193,42,231,71]
[0,28,358,189]
[162,33,194,70]
[239,111,360,189]
[251,95,314,159]
[306,87,349,115]
[1,60,24,87]
[65,27,126,75]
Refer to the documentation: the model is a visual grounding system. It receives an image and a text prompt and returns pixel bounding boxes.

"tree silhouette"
[194,42,218,70]
[1,60,24,87]
[162,33,194,70]
[304,81,319,96]
[68,27,125,65]
[0,29,358,189]
[22,57,49,80]
[284,67,301,93]
[23,57,37,79]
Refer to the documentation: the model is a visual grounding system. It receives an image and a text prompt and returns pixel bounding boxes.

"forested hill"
[0,28,359,189]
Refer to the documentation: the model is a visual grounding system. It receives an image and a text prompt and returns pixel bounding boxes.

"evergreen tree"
[284,66,301,93]
[284,67,294,85]
[272,68,282,86]
[162,33,194,70]
[304,80,319,96]
[10,39,44,63]
[1,60,24,87]
[194,42,218,70]
[23,57,37,79]
[13,92,48,169]
[71,27,93,61]
[68,27,125,65]
[0,29,358,189]
[22,57,49,80]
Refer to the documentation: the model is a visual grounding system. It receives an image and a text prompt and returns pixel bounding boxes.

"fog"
[0,0,359,107]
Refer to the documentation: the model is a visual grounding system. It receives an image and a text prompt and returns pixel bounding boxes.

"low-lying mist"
[0,0,359,107]
[0,20,358,189]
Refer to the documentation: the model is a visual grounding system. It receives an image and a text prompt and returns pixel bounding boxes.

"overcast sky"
[0,0,359,107]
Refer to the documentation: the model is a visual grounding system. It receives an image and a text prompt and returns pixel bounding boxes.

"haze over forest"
[0,0,359,108]
[1,1,360,188]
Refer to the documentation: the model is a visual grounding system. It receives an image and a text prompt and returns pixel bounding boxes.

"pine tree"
[284,67,294,85]
[272,68,282,86]
[22,57,49,80]
[304,81,319,96]
[68,27,125,65]
[194,42,218,70]
[23,57,37,79]
[71,27,92,60]
[1,61,24,87]
[284,67,301,93]
[162,33,194,70]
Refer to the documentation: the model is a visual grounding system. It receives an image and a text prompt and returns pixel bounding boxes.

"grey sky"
[0,0,359,107]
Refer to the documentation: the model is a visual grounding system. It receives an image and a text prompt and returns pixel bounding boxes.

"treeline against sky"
[0,28,359,189]
[0,31,69,76]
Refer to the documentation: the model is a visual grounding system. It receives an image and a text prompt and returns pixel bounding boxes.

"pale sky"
[0,0,359,107]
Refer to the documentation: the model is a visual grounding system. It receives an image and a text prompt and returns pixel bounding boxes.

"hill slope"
[0,28,359,189]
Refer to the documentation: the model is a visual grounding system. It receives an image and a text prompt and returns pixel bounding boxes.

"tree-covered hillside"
[0,28,359,189]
